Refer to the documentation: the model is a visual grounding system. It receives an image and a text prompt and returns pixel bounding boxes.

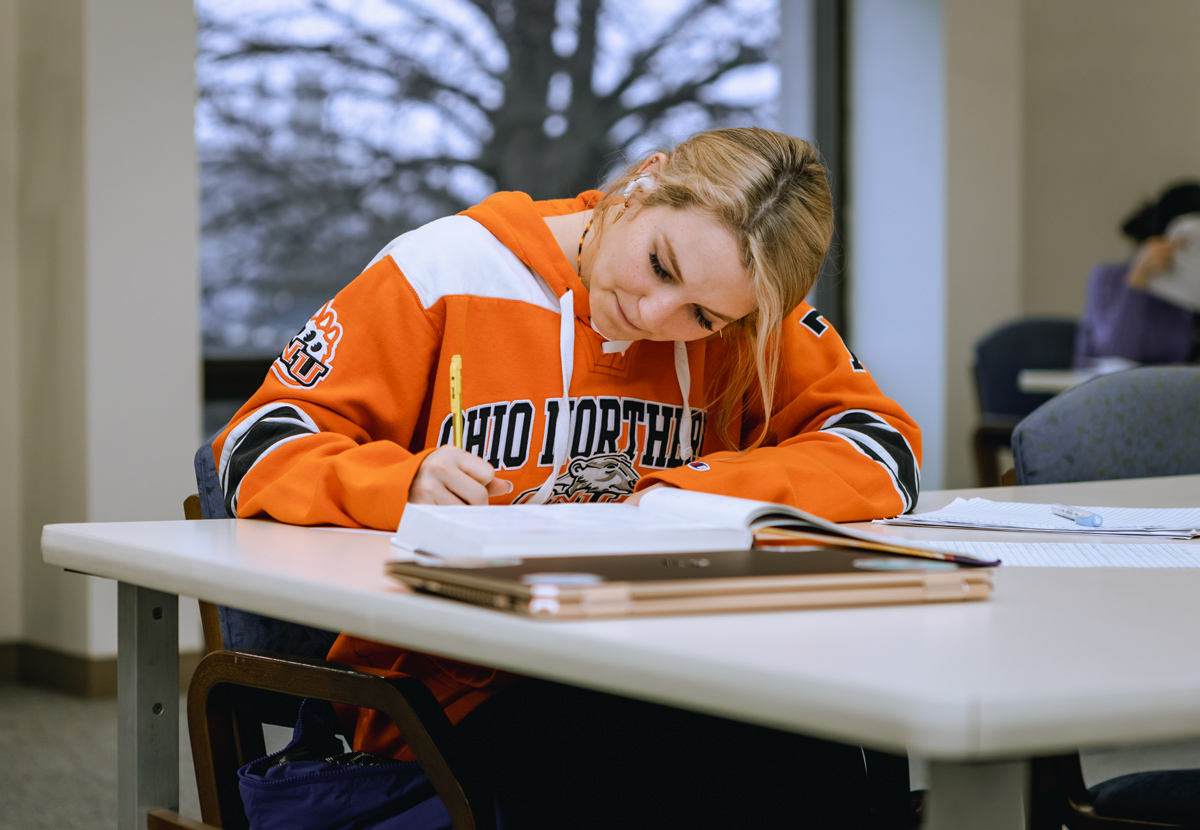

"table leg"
[921,760,1029,830]
[118,582,180,830]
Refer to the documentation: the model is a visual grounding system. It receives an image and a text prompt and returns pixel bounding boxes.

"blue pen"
[1051,504,1103,527]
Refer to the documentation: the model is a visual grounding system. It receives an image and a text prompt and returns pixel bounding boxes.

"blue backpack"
[238,699,506,830]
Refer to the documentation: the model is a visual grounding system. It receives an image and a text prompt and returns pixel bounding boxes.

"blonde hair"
[593,128,834,450]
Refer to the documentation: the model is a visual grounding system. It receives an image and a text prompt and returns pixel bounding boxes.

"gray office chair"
[972,317,1078,486]
[1013,365,1200,486]
[1013,366,1200,828]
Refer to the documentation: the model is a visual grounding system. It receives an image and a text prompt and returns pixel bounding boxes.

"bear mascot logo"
[514,452,640,504]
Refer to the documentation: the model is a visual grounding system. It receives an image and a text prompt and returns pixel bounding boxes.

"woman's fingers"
[410,445,513,505]
[439,466,493,505]
[487,477,514,496]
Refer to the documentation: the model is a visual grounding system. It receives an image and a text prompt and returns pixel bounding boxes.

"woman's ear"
[637,152,667,177]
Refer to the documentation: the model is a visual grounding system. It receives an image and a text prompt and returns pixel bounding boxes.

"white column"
[849,0,948,488]
[779,0,815,142]
[82,0,201,656]
[849,0,1023,490]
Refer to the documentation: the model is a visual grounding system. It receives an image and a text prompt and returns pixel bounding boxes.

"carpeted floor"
[2,680,1200,829]
[0,684,203,829]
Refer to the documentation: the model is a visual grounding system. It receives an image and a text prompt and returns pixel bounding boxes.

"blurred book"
[1146,214,1200,312]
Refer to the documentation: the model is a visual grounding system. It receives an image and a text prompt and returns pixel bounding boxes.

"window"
[195,0,804,433]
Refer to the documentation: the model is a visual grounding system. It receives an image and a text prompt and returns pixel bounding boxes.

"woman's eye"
[649,252,672,282]
[694,307,714,332]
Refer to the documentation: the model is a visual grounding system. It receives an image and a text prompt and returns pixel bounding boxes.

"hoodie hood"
[461,190,695,502]
[462,190,602,324]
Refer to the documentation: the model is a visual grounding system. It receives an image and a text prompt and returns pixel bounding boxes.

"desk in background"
[1016,368,1098,394]
[42,474,1200,830]
[1017,358,1140,395]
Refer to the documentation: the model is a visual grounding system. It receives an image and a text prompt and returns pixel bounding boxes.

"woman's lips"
[613,296,642,334]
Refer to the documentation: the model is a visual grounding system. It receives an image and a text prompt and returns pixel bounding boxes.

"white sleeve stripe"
[822,427,901,476]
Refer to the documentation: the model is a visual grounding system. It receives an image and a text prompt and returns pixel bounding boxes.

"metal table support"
[118,582,180,830]
[923,760,1029,829]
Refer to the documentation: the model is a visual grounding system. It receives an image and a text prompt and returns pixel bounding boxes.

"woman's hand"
[1127,236,1183,290]
[410,446,514,505]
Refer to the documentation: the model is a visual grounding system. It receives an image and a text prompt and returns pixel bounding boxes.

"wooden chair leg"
[190,669,251,830]
[148,809,223,830]
[1030,754,1182,829]
[189,649,496,830]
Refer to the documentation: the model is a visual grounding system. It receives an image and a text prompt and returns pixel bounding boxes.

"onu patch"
[272,301,343,389]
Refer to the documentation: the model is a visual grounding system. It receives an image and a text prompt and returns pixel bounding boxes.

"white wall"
[17,0,91,657]
[0,0,21,644]
[1022,0,1200,315]
[15,0,202,659]
[943,0,1023,490]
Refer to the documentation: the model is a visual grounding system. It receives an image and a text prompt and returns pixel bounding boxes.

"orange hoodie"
[212,191,922,758]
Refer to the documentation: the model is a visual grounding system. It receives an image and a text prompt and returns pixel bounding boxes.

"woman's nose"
[633,286,681,328]
[637,292,675,330]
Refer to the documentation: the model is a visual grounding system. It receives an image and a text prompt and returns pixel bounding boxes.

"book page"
[637,487,767,528]
[922,540,1200,567]
[407,502,699,533]
[393,501,755,559]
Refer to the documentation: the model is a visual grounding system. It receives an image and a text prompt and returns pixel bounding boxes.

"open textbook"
[876,498,1200,539]
[392,488,999,566]
[1146,214,1200,312]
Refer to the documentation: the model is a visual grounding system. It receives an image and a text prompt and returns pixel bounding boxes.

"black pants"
[456,679,892,829]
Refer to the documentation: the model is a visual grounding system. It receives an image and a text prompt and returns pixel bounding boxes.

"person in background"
[1074,181,1200,368]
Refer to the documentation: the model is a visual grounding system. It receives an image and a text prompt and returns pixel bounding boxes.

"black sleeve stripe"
[820,410,920,513]
[825,411,920,502]
[218,403,318,515]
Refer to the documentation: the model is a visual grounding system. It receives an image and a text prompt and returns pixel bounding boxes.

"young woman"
[1074,180,1200,367]
[214,128,921,827]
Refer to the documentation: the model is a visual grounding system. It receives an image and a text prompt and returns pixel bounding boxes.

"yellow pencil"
[449,354,463,449]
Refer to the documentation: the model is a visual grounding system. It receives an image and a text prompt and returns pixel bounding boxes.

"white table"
[1017,359,1140,394]
[42,475,1200,830]
[1016,368,1099,394]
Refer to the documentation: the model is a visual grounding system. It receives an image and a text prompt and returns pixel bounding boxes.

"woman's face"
[586,203,755,342]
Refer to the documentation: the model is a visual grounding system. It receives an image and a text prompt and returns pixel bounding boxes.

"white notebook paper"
[922,541,1200,568]
[876,498,1200,539]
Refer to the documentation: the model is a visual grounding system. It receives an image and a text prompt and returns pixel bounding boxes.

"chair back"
[973,317,1078,418]
[1012,365,1200,485]
[194,441,339,660]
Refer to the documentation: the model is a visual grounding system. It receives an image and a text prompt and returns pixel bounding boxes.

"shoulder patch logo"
[799,308,828,337]
[272,301,344,389]
[686,461,710,471]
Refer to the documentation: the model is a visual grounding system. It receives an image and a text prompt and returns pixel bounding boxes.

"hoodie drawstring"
[674,341,693,463]
[527,296,694,502]
[527,290,576,505]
